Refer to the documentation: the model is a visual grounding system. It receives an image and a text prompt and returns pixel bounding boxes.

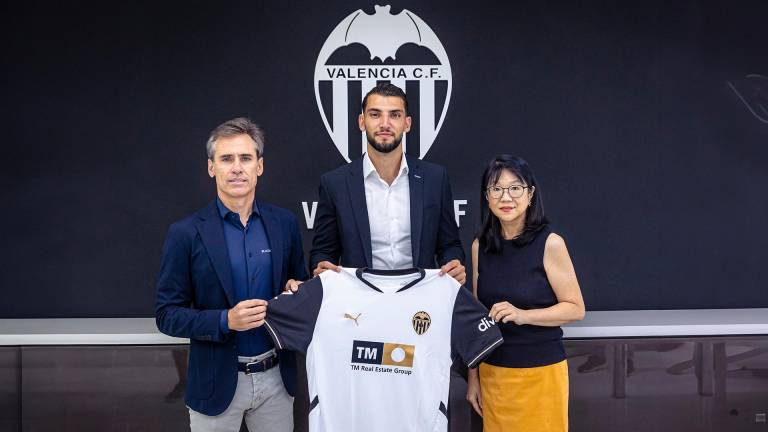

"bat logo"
[314,5,453,162]
[728,74,768,124]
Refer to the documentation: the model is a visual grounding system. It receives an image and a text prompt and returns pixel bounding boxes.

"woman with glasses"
[466,154,585,432]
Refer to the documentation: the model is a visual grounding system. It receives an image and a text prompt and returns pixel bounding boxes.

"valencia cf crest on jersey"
[412,311,431,335]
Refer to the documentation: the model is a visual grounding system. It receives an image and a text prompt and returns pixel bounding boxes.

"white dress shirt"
[363,152,413,270]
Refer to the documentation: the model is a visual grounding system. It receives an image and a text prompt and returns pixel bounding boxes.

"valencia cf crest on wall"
[314,5,452,162]
[412,311,431,335]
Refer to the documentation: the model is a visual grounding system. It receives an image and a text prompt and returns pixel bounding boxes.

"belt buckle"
[244,355,276,375]
[244,360,262,375]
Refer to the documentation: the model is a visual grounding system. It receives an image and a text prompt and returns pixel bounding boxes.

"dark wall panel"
[1,1,767,317]
[0,348,20,432]
[6,340,768,431]
[20,346,188,432]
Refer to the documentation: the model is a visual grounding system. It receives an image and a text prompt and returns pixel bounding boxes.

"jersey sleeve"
[451,287,504,368]
[264,277,324,354]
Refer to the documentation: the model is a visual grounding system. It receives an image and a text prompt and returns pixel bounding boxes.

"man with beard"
[305,83,466,284]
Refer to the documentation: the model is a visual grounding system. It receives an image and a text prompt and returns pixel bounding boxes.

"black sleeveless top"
[477,226,566,368]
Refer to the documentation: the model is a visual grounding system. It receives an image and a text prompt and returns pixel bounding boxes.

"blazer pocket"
[188,343,215,399]
[423,203,440,223]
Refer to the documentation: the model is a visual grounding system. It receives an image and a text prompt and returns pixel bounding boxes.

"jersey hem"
[467,336,504,368]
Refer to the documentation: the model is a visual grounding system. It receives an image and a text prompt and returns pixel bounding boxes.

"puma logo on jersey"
[344,313,362,326]
[478,317,497,332]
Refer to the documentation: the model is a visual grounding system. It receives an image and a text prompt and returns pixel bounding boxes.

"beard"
[366,129,403,154]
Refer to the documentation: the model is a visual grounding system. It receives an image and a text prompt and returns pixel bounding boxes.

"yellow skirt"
[479,360,569,432]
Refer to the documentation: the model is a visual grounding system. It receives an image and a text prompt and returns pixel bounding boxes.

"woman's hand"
[466,368,483,417]
[489,301,527,325]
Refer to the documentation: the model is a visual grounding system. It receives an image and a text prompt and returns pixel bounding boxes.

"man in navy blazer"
[308,83,466,283]
[156,118,307,431]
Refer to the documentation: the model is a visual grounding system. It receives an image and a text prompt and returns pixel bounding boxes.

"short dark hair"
[477,155,549,253]
[361,83,409,115]
[206,117,264,159]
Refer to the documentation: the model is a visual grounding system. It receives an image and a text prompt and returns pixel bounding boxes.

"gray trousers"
[189,354,294,432]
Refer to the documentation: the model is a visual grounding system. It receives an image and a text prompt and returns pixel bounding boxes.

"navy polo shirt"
[216,198,275,357]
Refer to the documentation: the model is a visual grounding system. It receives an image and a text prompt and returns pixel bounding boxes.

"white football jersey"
[265,268,503,432]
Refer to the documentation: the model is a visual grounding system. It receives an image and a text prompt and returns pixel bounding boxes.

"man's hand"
[313,261,341,277]
[439,259,466,285]
[466,368,483,417]
[227,299,268,331]
[283,279,304,294]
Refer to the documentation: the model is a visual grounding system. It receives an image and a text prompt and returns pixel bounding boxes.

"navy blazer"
[309,155,465,271]
[155,200,308,416]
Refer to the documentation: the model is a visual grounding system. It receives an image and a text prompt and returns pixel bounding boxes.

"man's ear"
[207,159,215,178]
[256,157,264,177]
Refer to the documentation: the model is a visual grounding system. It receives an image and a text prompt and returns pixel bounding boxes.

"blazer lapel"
[346,159,373,267]
[195,201,235,306]
[408,156,424,267]
[258,202,284,297]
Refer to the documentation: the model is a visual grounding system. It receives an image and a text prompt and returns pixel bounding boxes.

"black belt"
[238,355,279,374]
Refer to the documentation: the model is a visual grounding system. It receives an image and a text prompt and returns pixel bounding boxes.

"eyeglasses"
[486,185,531,199]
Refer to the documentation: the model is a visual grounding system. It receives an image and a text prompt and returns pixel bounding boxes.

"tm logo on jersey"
[351,340,414,375]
